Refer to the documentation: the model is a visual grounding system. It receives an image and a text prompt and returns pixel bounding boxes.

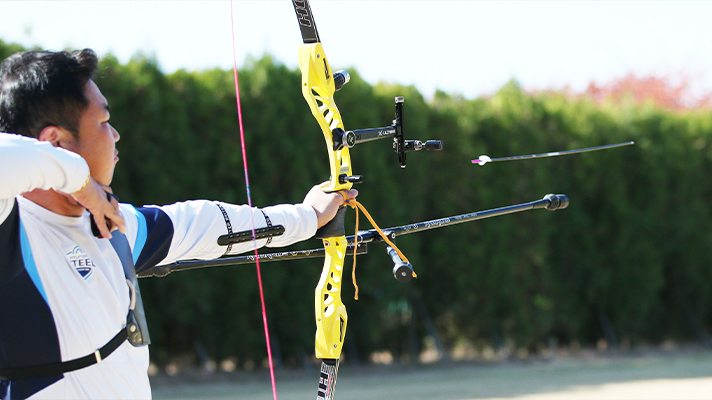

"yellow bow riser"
[298,43,353,193]
[298,43,352,361]
[314,237,348,359]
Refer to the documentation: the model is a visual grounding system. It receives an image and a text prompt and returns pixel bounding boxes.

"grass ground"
[151,347,712,400]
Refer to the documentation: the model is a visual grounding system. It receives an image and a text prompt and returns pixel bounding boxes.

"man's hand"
[71,177,126,239]
[303,182,358,229]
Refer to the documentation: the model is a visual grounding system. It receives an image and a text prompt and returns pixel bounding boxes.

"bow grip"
[315,205,347,239]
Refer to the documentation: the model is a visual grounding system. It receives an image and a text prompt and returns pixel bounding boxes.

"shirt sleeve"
[120,200,318,271]
[0,133,90,224]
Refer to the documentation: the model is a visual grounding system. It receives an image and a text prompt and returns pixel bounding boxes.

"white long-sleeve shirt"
[0,133,318,399]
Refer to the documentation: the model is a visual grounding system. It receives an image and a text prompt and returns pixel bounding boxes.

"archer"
[0,48,356,399]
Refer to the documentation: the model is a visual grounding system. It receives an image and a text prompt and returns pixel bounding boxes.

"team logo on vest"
[66,246,96,280]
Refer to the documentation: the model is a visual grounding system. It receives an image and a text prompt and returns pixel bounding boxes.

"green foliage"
[3,40,712,367]
[0,39,27,61]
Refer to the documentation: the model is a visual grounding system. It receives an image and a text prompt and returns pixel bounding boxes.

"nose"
[112,125,120,142]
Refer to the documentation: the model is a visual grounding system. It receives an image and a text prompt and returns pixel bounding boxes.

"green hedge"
[3,40,712,367]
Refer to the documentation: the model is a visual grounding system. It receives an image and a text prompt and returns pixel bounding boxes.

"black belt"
[0,328,128,381]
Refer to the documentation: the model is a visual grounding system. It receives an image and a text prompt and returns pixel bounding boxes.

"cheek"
[100,127,116,151]
[84,132,113,167]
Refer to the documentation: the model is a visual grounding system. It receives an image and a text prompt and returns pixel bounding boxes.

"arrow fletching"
[473,155,491,166]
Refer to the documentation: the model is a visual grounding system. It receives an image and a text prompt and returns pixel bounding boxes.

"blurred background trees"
[3,39,712,370]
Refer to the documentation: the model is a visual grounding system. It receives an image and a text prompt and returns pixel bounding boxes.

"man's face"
[63,80,120,186]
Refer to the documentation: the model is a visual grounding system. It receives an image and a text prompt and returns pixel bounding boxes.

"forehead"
[84,80,109,112]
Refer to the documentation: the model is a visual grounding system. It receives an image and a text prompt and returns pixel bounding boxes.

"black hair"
[0,48,98,138]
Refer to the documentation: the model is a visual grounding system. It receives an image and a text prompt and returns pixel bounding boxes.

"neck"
[22,188,86,217]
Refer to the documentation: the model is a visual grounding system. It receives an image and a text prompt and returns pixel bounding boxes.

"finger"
[103,199,125,234]
[108,207,127,234]
[93,212,112,239]
[342,189,358,200]
[104,191,125,234]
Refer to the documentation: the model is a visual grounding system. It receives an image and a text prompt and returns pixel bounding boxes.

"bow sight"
[330,86,444,172]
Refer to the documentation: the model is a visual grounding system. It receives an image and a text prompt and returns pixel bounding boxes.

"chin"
[95,174,114,187]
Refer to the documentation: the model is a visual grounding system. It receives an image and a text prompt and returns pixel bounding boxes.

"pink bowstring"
[230,1,278,399]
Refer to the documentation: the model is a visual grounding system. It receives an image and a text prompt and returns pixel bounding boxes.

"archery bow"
[291,1,352,397]
[292,0,446,396]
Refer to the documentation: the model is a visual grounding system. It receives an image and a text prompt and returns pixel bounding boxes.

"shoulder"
[117,204,175,271]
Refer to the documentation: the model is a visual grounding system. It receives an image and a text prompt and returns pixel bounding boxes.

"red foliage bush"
[584,73,712,111]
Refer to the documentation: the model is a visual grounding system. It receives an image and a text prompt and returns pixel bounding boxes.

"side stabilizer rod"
[355,193,568,245]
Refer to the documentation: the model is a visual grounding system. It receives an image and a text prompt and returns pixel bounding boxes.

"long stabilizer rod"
[355,193,568,244]
[472,141,634,166]
[138,194,568,278]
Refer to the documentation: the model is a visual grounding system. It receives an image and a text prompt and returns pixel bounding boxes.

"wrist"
[73,175,91,194]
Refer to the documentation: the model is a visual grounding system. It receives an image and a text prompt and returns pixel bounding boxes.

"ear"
[38,125,74,148]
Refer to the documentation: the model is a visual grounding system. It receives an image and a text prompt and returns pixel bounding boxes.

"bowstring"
[230,1,278,399]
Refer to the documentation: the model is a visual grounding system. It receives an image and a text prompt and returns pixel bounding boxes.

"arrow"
[472,141,634,166]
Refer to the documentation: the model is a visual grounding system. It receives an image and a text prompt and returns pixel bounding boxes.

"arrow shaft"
[483,141,634,163]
